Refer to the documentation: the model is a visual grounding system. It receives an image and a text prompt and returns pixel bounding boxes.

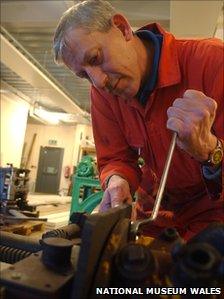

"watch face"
[212,149,223,165]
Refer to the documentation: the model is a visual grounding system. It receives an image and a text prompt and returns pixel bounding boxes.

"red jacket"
[91,23,224,239]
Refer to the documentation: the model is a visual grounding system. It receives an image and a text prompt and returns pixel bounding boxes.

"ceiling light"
[31,103,90,125]
[33,106,60,125]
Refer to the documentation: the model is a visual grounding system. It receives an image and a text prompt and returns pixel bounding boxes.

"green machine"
[70,155,103,214]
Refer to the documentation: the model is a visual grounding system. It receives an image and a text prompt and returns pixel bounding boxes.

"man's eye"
[89,55,98,65]
[77,71,92,83]
[78,71,89,79]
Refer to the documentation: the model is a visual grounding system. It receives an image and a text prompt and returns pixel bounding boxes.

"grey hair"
[53,0,117,64]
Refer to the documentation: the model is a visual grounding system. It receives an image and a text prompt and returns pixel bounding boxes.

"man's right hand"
[99,175,132,212]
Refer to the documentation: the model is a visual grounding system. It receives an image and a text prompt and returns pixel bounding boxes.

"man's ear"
[111,14,133,41]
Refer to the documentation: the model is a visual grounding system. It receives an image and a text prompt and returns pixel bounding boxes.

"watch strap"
[203,138,223,167]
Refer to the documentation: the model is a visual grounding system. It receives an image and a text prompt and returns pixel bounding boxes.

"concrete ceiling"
[0,0,223,122]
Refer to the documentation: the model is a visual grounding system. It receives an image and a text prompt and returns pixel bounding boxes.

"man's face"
[63,23,144,99]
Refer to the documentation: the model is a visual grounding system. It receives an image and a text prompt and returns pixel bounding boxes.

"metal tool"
[131,132,177,238]
[0,215,48,222]
[4,209,48,221]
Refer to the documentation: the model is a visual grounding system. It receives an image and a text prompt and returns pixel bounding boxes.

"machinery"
[0,166,14,212]
[1,138,223,298]
[0,166,36,214]
[0,204,223,299]
[70,155,103,214]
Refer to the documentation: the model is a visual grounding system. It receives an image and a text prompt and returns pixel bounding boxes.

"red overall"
[91,23,224,240]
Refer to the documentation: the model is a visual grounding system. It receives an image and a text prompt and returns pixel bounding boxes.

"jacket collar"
[140,23,181,89]
[135,29,163,105]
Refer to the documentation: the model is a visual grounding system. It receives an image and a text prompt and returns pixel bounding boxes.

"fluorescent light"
[33,106,60,125]
[32,104,90,125]
[0,89,11,94]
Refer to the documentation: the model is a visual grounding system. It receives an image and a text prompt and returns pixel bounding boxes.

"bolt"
[127,245,146,264]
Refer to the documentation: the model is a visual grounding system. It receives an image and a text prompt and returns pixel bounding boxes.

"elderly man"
[54,0,223,240]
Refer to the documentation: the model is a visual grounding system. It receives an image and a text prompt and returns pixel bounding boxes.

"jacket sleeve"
[90,87,142,193]
[203,40,224,199]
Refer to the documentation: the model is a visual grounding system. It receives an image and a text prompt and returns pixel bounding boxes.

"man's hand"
[99,175,132,212]
[167,89,217,162]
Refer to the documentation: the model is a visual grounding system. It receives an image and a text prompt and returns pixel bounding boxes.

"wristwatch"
[203,138,223,167]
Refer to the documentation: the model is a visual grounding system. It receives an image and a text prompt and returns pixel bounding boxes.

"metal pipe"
[0,231,41,252]
[131,132,177,237]
[41,223,81,240]
[1,216,48,221]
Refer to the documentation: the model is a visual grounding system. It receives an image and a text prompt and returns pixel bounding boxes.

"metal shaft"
[131,132,177,236]
[151,132,177,220]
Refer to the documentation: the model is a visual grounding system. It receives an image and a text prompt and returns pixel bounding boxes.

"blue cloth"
[202,165,222,181]
[135,30,163,105]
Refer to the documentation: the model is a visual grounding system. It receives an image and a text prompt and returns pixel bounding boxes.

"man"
[54,0,223,240]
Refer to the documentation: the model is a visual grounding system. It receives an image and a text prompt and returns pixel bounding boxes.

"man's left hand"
[167,89,217,162]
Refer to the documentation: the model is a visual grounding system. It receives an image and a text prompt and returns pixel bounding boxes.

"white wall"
[72,124,94,165]
[170,0,223,38]
[0,93,29,167]
[24,123,78,193]
[214,7,224,40]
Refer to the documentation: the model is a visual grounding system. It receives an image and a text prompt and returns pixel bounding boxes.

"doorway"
[35,146,64,194]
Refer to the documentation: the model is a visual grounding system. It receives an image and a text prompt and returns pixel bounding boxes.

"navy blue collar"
[135,30,163,105]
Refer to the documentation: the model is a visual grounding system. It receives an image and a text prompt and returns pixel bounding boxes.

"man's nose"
[86,67,108,89]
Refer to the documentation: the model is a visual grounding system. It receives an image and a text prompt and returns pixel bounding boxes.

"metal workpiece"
[171,242,223,287]
[159,227,180,242]
[0,250,78,299]
[41,237,75,275]
[0,204,131,299]
[71,204,132,299]
[69,212,88,228]
[89,217,130,297]
[131,132,177,239]
[0,206,223,299]
[114,242,156,284]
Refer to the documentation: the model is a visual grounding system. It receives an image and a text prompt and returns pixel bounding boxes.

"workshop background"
[0,2,224,299]
[0,0,223,228]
